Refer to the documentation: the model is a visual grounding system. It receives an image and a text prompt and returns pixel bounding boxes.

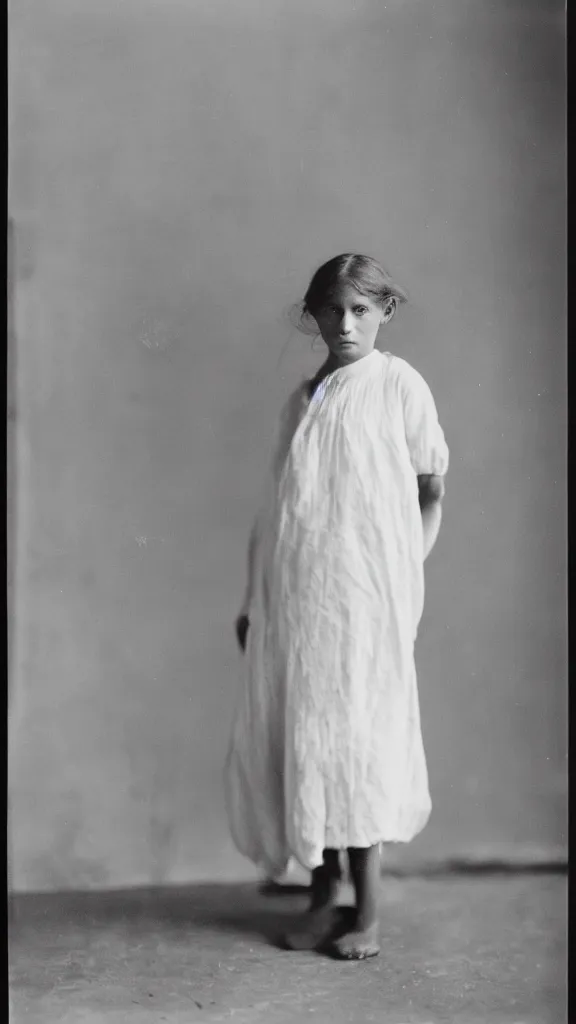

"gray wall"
[9,0,566,891]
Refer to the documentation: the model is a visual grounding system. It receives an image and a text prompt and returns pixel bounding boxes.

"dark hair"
[302,253,407,322]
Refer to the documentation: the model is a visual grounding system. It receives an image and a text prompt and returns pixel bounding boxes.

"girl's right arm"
[235,384,309,651]
[235,516,259,651]
[240,517,259,615]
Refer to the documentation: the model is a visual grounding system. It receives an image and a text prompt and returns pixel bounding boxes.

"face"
[313,284,395,365]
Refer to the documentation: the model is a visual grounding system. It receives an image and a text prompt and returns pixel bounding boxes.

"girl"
[226,254,449,960]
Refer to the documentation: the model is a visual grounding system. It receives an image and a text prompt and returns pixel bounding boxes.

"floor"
[9,874,566,1024]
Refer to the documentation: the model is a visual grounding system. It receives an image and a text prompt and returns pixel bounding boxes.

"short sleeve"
[396,359,449,476]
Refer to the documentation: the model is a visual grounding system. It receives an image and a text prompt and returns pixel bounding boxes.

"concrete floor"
[9,875,566,1023]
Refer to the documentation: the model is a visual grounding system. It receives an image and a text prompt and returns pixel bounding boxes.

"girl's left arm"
[417,473,446,560]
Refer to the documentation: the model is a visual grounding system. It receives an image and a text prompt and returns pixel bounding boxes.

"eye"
[353,305,369,316]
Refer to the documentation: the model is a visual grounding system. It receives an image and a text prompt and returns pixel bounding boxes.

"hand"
[235,613,250,652]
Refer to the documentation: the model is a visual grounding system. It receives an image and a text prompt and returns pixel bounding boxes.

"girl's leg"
[349,845,380,929]
[283,849,341,950]
[309,848,341,909]
[330,844,381,959]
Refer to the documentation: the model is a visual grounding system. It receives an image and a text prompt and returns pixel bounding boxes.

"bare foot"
[283,904,339,951]
[329,919,380,960]
[283,857,341,951]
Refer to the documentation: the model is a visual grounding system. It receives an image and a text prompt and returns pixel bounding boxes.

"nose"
[339,312,353,335]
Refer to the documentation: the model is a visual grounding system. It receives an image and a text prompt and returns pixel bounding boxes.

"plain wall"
[8,0,566,891]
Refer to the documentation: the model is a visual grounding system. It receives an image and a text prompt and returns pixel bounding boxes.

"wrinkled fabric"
[225,350,449,876]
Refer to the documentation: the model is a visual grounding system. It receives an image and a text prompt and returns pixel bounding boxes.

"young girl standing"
[226,254,449,959]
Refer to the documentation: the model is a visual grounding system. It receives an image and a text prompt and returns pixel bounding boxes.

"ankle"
[354,910,378,932]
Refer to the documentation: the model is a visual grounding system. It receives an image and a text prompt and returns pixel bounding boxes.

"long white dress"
[225,349,449,877]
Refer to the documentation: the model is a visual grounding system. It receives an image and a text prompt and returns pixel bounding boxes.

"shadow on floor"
[9,868,567,952]
[9,881,316,947]
[9,876,567,1024]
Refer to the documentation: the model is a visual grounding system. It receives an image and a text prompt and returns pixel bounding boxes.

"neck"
[323,349,375,374]
[322,354,341,375]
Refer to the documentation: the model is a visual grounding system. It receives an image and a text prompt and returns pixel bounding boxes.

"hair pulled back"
[292,253,407,335]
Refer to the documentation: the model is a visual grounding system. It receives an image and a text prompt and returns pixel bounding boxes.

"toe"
[330,927,380,961]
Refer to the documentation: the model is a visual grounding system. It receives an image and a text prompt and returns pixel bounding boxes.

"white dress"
[225,349,449,876]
